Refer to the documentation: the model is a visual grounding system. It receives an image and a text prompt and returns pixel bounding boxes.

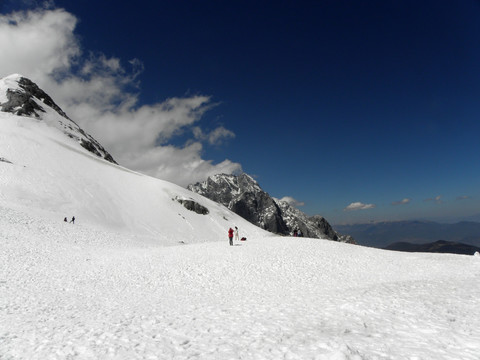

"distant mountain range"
[385,240,480,256]
[335,221,480,248]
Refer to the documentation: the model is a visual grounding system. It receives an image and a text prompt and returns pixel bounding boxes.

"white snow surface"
[1,112,480,359]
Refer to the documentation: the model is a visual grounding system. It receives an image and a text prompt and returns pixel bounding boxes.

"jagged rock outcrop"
[0,157,13,164]
[175,197,210,215]
[188,173,355,243]
[0,74,117,164]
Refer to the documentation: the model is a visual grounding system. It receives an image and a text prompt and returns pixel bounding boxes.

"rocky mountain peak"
[203,173,263,198]
[189,173,289,234]
[0,74,69,120]
[188,174,355,243]
[0,74,117,164]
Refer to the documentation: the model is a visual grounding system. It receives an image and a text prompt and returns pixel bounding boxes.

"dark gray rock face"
[2,77,69,119]
[309,215,338,240]
[0,75,117,165]
[175,198,209,215]
[0,157,13,164]
[188,173,355,243]
[188,174,289,234]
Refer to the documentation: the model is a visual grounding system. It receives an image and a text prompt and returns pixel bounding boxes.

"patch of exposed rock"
[175,197,210,215]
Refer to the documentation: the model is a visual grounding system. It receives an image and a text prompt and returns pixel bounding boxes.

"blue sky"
[2,0,480,224]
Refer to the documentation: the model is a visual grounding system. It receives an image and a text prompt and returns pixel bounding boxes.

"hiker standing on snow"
[228,227,234,246]
[70,216,75,224]
[234,226,240,241]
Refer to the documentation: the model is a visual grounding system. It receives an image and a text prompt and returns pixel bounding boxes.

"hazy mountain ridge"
[188,173,354,243]
[336,220,480,248]
[385,240,480,255]
[0,74,117,164]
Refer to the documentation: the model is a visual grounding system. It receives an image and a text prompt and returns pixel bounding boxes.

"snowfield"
[1,205,479,360]
[1,105,480,359]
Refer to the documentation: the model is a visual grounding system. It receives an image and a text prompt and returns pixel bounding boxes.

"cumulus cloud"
[192,126,235,145]
[344,202,376,211]
[278,196,305,207]
[0,7,241,186]
[0,9,79,80]
[392,198,411,205]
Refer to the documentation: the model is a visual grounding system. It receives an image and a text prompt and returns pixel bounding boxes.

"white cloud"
[124,142,240,187]
[192,125,235,145]
[392,198,411,205]
[0,9,79,81]
[0,8,241,187]
[278,196,305,207]
[344,202,376,211]
[207,126,235,145]
[424,195,442,204]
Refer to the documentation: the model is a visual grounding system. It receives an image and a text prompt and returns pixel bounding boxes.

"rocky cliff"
[188,173,355,243]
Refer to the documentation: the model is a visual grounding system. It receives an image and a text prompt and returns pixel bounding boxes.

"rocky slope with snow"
[0,74,116,164]
[188,173,354,243]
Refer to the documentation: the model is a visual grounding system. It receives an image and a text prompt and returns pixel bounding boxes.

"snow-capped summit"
[0,74,116,164]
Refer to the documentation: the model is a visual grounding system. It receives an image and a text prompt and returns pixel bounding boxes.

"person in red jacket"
[228,227,234,246]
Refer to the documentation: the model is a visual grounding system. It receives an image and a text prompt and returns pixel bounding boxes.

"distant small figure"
[228,227,234,246]
[70,216,75,224]
[298,229,303,237]
[64,217,67,222]
[234,226,240,241]
[293,229,298,237]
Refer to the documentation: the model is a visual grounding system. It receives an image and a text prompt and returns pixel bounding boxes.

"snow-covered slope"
[0,102,268,245]
[1,205,480,359]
